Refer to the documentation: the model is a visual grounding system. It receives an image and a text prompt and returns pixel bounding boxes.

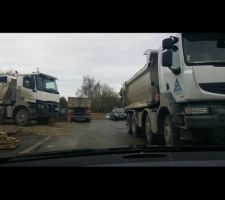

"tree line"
[60,76,123,113]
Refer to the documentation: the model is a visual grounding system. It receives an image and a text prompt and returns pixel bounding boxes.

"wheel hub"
[164,124,171,145]
[131,116,136,134]
[145,121,150,135]
[18,114,25,122]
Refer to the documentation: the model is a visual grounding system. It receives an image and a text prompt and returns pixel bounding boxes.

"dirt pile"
[0,122,72,137]
[0,131,19,149]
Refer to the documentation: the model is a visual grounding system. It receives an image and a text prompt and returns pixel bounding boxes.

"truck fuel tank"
[6,106,13,118]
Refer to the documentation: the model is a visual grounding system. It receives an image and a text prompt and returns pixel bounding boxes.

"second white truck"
[120,33,225,145]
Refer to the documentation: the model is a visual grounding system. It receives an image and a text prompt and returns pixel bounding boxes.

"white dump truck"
[0,71,60,126]
[120,33,225,145]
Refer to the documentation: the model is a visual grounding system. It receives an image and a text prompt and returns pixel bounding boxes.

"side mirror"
[162,36,178,50]
[162,50,172,67]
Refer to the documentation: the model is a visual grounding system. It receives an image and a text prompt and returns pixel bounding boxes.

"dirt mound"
[0,122,73,137]
[0,131,19,149]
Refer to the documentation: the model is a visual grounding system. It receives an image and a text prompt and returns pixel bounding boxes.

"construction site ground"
[0,120,147,158]
[1,119,225,159]
[0,121,74,158]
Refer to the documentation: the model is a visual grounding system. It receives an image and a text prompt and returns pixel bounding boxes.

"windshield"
[182,33,225,65]
[1,33,225,164]
[36,75,58,93]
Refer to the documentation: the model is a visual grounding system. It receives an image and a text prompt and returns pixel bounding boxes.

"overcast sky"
[0,33,173,98]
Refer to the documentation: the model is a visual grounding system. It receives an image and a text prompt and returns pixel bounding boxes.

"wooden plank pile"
[0,131,19,149]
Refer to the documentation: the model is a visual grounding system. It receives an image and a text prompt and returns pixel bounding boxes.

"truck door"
[20,75,36,103]
[160,37,186,102]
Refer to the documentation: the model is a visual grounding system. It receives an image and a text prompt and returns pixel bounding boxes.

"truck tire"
[126,113,132,134]
[37,117,49,125]
[192,129,214,144]
[131,114,141,137]
[162,113,180,146]
[144,114,157,144]
[15,109,30,126]
[201,129,213,144]
[0,111,4,125]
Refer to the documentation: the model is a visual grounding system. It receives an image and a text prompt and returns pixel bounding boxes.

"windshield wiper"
[0,148,95,164]
[123,152,167,159]
[191,61,225,65]
[1,145,225,164]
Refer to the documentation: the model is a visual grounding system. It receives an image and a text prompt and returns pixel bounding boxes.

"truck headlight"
[185,106,209,115]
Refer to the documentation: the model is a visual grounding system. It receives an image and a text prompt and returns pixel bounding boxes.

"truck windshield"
[36,75,59,94]
[182,33,225,65]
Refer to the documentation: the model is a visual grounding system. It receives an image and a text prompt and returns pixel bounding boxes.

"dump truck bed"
[68,97,91,108]
[121,51,159,110]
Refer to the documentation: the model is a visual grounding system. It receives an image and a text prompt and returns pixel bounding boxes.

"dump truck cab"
[159,33,225,129]
[0,72,60,126]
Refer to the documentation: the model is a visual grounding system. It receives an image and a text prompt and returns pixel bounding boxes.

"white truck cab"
[0,72,60,126]
[160,33,225,102]
[159,33,225,131]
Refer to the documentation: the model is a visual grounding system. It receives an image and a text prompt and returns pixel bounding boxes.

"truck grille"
[199,83,225,94]
[74,107,86,116]
[48,103,58,112]
[36,101,59,113]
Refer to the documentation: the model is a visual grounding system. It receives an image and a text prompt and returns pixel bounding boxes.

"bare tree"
[99,83,118,112]
[77,76,121,112]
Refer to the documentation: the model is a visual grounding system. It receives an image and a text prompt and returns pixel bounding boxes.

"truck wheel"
[192,129,214,144]
[126,113,132,134]
[0,111,4,125]
[131,114,141,137]
[37,117,49,125]
[145,114,155,144]
[202,129,213,144]
[162,114,180,146]
[15,109,30,126]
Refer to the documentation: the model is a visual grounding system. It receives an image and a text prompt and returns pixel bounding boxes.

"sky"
[0,33,173,98]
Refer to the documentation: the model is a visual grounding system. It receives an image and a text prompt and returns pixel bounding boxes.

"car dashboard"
[1,150,225,167]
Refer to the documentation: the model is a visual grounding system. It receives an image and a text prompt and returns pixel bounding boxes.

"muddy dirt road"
[1,119,225,159]
[34,120,147,153]
[0,120,147,157]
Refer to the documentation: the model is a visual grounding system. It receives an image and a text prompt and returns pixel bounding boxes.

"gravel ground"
[1,120,225,158]
[0,122,73,158]
[34,120,147,153]
[0,134,45,158]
